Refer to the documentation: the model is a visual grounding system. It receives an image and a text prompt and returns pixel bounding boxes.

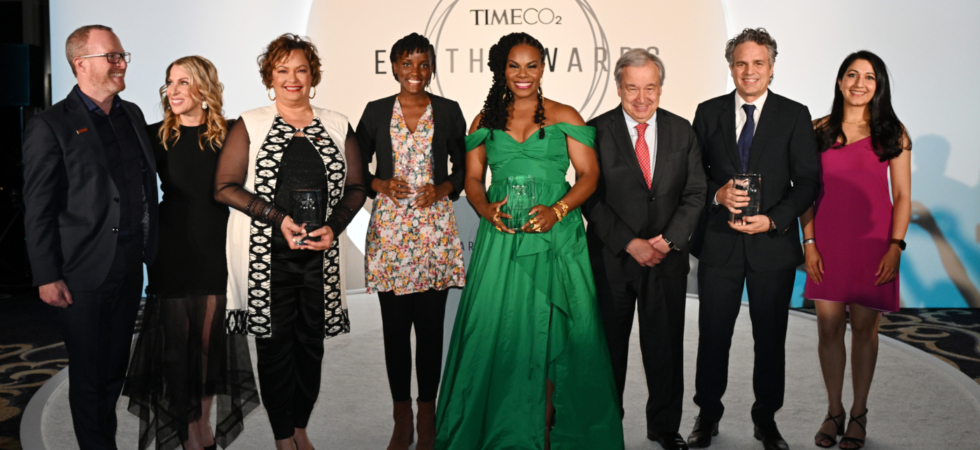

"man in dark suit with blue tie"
[687,29,820,450]
[22,25,158,449]
[583,49,706,450]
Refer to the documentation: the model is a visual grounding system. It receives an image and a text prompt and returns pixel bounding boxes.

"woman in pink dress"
[800,50,911,449]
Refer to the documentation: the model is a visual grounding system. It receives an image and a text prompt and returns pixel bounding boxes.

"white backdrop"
[50,0,980,307]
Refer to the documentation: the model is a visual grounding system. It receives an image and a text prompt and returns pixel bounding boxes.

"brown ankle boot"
[387,400,414,450]
[416,399,436,450]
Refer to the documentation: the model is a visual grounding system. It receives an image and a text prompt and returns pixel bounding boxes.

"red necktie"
[634,123,652,188]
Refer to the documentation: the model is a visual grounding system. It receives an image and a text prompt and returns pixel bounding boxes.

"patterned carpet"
[0,293,67,450]
[1,296,978,449]
[878,309,980,385]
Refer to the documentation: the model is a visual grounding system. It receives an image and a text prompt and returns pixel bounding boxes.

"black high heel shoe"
[839,409,868,449]
[814,410,845,448]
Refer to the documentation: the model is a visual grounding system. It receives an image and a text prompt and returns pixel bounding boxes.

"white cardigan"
[225,104,350,338]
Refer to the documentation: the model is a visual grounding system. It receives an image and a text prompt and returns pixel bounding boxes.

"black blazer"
[356,93,467,200]
[582,106,707,281]
[22,90,159,291]
[690,90,820,271]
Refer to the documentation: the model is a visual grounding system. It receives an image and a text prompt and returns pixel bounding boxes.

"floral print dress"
[365,99,466,295]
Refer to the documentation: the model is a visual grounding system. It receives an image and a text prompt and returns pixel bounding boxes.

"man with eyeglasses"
[22,24,158,449]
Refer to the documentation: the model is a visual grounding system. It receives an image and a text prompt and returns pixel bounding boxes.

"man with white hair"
[22,24,158,449]
[582,48,706,450]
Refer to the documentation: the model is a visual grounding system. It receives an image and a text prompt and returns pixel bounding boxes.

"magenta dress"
[804,137,899,312]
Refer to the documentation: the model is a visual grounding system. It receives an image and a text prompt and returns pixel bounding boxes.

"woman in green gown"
[435,33,625,450]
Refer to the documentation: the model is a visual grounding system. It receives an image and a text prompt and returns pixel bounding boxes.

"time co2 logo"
[469,8,563,25]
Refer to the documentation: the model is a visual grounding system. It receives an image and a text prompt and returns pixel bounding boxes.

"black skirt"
[124,293,259,450]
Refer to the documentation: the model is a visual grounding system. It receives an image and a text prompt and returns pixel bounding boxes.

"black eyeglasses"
[78,52,132,64]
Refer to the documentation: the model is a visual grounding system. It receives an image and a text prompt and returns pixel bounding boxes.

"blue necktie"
[737,104,756,172]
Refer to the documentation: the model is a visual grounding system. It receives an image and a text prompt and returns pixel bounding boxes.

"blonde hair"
[158,56,228,151]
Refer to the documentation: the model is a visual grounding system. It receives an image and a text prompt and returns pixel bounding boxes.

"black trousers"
[60,236,143,450]
[596,270,687,435]
[255,234,325,440]
[378,289,448,402]
[693,235,794,426]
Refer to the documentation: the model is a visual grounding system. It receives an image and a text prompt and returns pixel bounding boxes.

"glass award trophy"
[731,173,762,223]
[291,188,323,244]
[503,175,537,231]
[400,153,430,208]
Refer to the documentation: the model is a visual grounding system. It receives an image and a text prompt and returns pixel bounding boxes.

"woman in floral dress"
[356,32,466,450]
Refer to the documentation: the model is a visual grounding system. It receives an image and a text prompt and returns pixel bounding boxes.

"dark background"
[0,0,50,297]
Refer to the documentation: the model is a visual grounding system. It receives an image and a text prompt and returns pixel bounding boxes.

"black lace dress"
[124,122,259,450]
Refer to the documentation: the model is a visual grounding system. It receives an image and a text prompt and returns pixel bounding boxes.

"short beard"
[95,70,125,95]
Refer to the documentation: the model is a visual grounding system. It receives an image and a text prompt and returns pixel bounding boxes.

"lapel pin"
[76,128,89,134]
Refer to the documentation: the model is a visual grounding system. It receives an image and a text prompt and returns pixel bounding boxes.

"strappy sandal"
[839,409,868,449]
[814,410,845,448]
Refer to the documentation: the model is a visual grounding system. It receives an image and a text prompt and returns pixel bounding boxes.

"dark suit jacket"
[583,106,707,282]
[356,93,467,200]
[690,90,820,271]
[22,90,159,291]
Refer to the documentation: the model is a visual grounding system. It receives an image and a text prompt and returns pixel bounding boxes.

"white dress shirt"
[734,89,768,143]
[623,108,658,179]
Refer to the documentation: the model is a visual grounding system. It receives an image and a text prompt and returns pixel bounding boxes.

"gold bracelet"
[557,201,570,222]
[552,206,564,222]
[555,200,570,216]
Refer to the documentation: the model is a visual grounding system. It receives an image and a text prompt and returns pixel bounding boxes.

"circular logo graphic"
[423,1,610,119]
[308,0,727,124]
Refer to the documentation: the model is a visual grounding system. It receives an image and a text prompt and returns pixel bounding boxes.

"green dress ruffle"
[435,124,625,449]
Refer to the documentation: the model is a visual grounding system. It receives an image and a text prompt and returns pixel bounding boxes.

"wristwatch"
[890,239,906,251]
[663,238,679,252]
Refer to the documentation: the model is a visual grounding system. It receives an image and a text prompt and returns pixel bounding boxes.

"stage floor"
[26,294,980,449]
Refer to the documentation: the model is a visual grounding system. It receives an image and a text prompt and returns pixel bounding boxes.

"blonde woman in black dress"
[125,56,258,450]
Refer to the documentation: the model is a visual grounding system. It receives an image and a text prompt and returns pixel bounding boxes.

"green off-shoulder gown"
[435,124,625,449]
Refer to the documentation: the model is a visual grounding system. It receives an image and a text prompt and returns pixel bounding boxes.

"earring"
[309,86,316,99]
[268,88,276,101]
[202,101,208,110]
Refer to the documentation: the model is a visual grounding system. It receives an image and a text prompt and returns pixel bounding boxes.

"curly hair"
[257,33,322,89]
[389,32,435,81]
[725,28,777,84]
[158,56,228,151]
[478,32,547,139]
[815,50,909,161]
[725,28,778,66]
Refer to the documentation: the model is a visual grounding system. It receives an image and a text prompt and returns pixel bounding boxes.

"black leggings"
[378,289,449,402]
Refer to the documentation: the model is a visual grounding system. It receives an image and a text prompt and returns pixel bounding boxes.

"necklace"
[842,119,868,125]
